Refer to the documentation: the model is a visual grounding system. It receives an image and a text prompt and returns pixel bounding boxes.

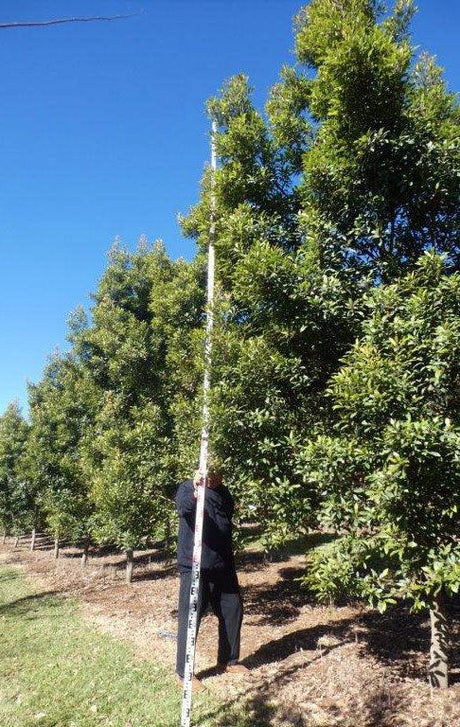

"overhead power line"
[0,13,140,30]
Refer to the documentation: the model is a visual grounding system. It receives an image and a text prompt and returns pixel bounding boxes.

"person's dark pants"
[176,567,243,678]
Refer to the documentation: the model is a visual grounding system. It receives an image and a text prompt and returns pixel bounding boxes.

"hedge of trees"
[0,0,458,687]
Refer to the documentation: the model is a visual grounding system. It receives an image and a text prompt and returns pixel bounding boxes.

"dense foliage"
[0,0,458,681]
[301,253,459,613]
[179,0,459,543]
[0,403,30,536]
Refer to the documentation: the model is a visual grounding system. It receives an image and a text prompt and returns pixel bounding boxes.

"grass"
[0,565,255,727]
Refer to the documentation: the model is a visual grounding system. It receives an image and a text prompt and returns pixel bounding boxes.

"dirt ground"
[1,535,459,727]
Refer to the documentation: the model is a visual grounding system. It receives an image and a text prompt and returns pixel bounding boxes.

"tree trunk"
[125,548,134,584]
[2,532,6,545]
[14,535,19,548]
[165,518,171,547]
[164,518,173,565]
[81,539,90,567]
[429,592,449,689]
[30,528,36,551]
[54,536,60,560]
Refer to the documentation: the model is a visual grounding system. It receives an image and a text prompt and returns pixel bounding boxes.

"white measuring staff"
[180,121,217,727]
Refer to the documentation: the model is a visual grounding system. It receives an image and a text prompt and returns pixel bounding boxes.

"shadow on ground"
[243,620,350,669]
[242,566,314,626]
[0,590,60,619]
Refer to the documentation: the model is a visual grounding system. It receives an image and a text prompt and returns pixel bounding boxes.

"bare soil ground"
[1,536,459,727]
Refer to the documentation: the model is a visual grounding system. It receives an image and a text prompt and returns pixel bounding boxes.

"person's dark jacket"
[175,479,235,573]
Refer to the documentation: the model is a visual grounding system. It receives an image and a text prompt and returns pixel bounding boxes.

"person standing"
[175,467,247,688]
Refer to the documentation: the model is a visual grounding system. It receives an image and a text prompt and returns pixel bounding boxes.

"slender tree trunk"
[14,535,19,548]
[429,592,449,689]
[30,508,38,551]
[2,532,6,545]
[81,538,90,567]
[165,518,171,547]
[164,518,173,566]
[125,548,134,584]
[54,536,60,560]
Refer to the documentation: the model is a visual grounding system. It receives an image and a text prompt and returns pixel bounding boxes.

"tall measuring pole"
[180,121,217,727]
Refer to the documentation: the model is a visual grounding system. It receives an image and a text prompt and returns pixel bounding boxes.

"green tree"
[74,240,204,577]
[179,0,459,548]
[301,253,459,687]
[278,0,459,279]
[181,73,362,545]
[0,402,30,539]
[21,353,95,555]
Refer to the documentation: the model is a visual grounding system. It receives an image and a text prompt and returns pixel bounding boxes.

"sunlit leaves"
[302,255,460,610]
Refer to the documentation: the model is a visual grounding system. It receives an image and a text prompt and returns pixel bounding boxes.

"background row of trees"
[0,0,458,686]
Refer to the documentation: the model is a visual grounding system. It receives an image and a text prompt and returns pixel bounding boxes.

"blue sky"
[0,0,459,414]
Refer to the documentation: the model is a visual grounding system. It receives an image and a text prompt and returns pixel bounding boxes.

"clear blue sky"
[0,0,459,414]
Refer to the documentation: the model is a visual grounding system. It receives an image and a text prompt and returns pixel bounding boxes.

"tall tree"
[181,77,362,544]
[302,253,459,686]
[278,0,459,279]
[75,240,204,574]
[179,0,459,546]
[21,353,94,553]
[0,402,30,538]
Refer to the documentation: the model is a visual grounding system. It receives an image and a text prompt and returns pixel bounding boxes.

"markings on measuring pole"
[180,123,217,727]
[180,479,206,727]
[180,121,217,727]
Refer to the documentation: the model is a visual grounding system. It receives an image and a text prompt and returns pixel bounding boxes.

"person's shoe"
[176,674,206,693]
[217,662,249,675]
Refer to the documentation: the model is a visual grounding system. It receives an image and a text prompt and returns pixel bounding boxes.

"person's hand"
[193,470,203,498]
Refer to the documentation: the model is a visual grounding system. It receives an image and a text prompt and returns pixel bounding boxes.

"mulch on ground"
[1,538,459,727]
